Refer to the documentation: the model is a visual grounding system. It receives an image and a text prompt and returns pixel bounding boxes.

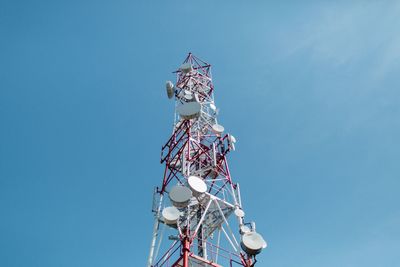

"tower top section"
[148,53,266,267]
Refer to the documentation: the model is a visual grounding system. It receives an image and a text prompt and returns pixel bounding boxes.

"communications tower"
[147,53,266,267]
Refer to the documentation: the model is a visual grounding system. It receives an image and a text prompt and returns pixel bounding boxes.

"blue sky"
[1,1,400,266]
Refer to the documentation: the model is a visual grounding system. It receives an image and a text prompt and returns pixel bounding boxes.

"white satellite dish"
[228,134,236,151]
[177,102,201,120]
[210,103,216,111]
[165,81,174,99]
[240,232,267,255]
[162,206,180,225]
[180,63,193,74]
[188,176,207,196]
[228,134,237,143]
[169,185,192,208]
[212,124,224,134]
[234,208,245,218]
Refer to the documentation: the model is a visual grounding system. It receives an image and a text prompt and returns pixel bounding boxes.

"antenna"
[147,53,266,267]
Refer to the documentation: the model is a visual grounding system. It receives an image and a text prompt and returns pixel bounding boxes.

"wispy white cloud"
[280,2,400,77]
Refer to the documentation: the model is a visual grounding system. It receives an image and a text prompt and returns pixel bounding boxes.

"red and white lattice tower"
[147,53,266,267]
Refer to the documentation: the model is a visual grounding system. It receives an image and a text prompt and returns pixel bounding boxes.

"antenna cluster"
[147,53,266,267]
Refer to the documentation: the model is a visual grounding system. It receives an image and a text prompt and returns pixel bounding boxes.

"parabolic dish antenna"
[162,206,180,225]
[234,208,245,218]
[165,81,174,99]
[228,134,236,151]
[229,134,237,143]
[169,185,192,208]
[188,176,207,196]
[212,124,225,134]
[177,102,201,120]
[241,232,267,255]
[180,63,193,74]
[210,103,216,111]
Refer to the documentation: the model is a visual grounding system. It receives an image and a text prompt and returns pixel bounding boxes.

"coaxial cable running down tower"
[147,53,266,267]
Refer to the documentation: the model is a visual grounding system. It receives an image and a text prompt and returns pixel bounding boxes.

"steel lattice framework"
[147,53,266,267]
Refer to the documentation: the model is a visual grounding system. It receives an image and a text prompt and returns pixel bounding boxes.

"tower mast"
[147,53,266,267]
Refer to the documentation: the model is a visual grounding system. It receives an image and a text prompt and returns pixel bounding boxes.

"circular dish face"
[177,102,201,120]
[162,206,180,224]
[241,232,266,254]
[212,124,225,134]
[234,208,245,218]
[165,81,174,99]
[169,185,192,207]
[210,103,216,111]
[188,176,207,194]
